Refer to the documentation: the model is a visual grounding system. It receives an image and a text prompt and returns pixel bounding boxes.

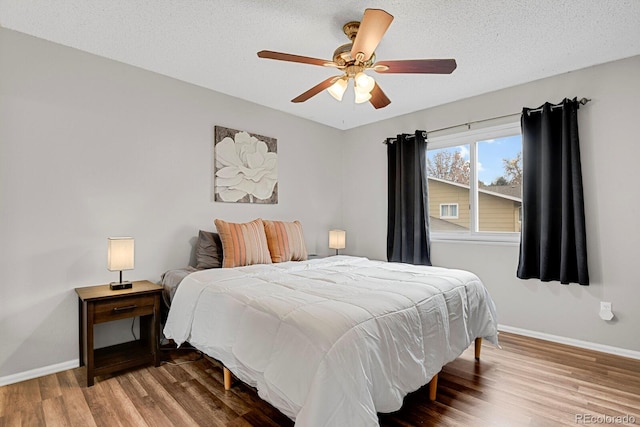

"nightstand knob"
[112,304,137,312]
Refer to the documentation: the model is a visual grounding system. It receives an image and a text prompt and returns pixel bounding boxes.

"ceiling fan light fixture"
[327,78,348,101]
[354,86,372,104]
[354,72,375,93]
[257,8,454,110]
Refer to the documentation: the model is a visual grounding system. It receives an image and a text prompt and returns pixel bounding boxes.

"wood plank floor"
[1,332,639,426]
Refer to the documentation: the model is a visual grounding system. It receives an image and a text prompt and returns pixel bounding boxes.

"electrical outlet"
[599,301,614,321]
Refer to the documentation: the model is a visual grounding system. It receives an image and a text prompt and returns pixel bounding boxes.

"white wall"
[343,55,640,353]
[2,24,639,383]
[0,28,344,379]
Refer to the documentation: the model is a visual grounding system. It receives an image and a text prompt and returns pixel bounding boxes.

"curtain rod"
[525,97,591,115]
[383,97,591,144]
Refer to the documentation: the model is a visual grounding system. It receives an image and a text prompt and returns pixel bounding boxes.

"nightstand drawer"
[93,294,156,323]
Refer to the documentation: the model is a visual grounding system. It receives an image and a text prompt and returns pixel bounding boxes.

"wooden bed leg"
[428,373,438,401]
[475,337,482,361]
[223,367,232,390]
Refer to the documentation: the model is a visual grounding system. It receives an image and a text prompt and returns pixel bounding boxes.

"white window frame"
[439,203,459,219]
[427,122,521,243]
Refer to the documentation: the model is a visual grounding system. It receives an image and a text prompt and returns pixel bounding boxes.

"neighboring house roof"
[429,216,468,231]
[481,184,522,199]
[427,176,521,203]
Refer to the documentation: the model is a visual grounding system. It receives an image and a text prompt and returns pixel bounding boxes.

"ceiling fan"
[257,8,457,109]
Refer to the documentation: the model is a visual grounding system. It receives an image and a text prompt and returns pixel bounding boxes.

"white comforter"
[164,256,498,426]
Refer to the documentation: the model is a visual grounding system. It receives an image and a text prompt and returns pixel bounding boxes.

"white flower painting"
[214,126,278,203]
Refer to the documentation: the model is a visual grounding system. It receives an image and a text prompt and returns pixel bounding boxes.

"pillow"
[195,230,223,269]
[263,220,308,263]
[214,218,272,268]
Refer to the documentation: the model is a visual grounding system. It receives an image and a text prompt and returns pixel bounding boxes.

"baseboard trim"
[2,327,639,387]
[498,324,640,360]
[0,359,79,387]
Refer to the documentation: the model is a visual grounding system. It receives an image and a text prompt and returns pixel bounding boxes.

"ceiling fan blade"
[350,9,394,62]
[257,50,336,67]
[373,59,457,74]
[291,76,340,103]
[369,83,391,109]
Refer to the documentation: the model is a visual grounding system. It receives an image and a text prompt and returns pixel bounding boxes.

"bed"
[163,252,498,426]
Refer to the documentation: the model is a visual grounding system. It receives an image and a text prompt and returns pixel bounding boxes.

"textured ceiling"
[2,0,639,130]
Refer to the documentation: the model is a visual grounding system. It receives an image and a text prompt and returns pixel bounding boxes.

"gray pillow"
[195,230,223,269]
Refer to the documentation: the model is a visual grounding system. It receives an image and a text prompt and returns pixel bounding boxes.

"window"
[440,203,458,219]
[426,123,522,242]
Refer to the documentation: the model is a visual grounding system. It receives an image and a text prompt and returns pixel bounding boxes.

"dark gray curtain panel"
[387,131,431,265]
[517,98,589,285]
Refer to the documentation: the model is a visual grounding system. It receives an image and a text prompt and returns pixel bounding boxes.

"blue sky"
[477,135,522,184]
[429,134,522,185]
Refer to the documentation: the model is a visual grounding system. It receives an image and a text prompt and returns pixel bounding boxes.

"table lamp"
[108,237,134,290]
[329,229,346,255]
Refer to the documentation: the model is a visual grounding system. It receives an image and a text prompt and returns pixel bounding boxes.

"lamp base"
[110,281,133,290]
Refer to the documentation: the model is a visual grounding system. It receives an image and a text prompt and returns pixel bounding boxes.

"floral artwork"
[214,126,278,203]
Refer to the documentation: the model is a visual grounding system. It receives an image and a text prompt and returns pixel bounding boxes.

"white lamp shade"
[327,78,348,101]
[354,86,372,104]
[329,229,346,250]
[107,237,134,271]
[354,72,375,93]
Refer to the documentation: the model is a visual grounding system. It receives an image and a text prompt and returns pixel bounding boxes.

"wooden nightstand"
[75,280,162,387]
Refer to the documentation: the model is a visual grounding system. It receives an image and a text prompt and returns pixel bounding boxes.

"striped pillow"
[214,218,273,268]
[263,220,308,263]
